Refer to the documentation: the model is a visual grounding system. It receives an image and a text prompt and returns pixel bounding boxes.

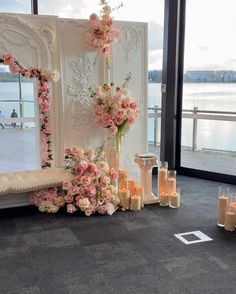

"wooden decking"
[1,129,236,176]
[0,127,37,173]
[149,144,236,176]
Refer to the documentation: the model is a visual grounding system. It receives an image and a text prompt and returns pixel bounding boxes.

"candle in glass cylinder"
[128,179,136,196]
[224,207,235,231]
[167,170,176,194]
[118,169,127,190]
[119,188,130,210]
[217,186,229,227]
[170,188,180,208]
[158,161,168,197]
[130,195,141,211]
[159,192,169,207]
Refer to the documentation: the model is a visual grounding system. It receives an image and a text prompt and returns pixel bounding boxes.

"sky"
[0,0,236,71]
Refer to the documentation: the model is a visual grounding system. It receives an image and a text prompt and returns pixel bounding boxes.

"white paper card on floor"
[174,231,213,245]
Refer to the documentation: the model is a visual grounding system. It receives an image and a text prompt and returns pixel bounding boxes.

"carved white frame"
[0,13,62,173]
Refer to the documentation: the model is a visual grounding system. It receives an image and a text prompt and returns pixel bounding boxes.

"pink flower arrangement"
[29,187,65,213]
[91,73,139,150]
[85,0,121,67]
[1,54,60,168]
[63,146,120,216]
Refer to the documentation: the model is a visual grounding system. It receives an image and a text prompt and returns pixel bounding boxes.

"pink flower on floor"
[80,176,92,186]
[67,204,77,214]
[86,162,97,176]
[65,147,73,155]
[98,205,108,215]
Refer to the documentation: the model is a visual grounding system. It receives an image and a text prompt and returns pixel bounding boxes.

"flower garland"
[29,147,120,216]
[85,0,121,67]
[0,54,60,168]
[91,73,140,151]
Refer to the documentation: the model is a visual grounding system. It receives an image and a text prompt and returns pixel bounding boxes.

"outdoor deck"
[149,144,236,176]
[1,128,236,176]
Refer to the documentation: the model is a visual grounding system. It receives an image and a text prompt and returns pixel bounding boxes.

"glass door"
[180,0,236,177]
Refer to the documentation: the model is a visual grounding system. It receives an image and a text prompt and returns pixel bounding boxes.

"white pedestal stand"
[135,153,158,205]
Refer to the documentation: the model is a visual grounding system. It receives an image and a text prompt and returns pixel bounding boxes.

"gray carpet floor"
[1,175,236,294]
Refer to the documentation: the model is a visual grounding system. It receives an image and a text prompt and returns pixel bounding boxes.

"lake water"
[149,83,236,152]
[1,82,236,152]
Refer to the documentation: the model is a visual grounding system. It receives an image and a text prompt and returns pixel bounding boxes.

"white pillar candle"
[159,193,169,207]
[158,166,168,196]
[119,188,130,210]
[134,185,144,208]
[170,191,180,208]
[130,195,141,211]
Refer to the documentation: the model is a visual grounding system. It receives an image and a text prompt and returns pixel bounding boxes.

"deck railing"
[148,106,236,151]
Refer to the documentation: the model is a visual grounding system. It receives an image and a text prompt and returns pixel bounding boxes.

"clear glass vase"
[105,137,119,173]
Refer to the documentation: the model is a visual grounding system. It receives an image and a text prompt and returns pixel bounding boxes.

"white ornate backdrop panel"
[59,19,107,150]
[111,21,148,174]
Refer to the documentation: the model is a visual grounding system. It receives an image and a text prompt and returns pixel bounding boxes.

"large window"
[180,0,236,176]
[0,0,31,13]
[0,65,39,172]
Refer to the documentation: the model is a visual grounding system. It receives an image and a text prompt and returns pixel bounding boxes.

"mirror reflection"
[0,64,40,172]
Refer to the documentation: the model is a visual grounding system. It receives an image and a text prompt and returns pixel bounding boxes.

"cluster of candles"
[118,170,144,211]
[158,161,180,208]
[217,186,236,231]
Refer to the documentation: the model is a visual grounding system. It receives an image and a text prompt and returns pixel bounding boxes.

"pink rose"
[78,160,88,170]
[64,193,74,203]
[130,101,138,109]
[87,186,96,197]
[54,196,65,207]
[62,180,72,190]
[39,82,49,91]
[86,163,97,176]
[128,115,135,124]
[80,176,92,186]
[98,205,108,215]
[102,190,112,199]
[3,54,14,65]
[9,63,20,73]
[122,98,130,108]
[114,115,124,126]
[108,168,118,180]
[89,13,99,22]
[40,101,50,112]
[67,204,77,214]
[41,133,49,143]
[102,113,112,126]
[65,147,73,155]
[75,165,84,177]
